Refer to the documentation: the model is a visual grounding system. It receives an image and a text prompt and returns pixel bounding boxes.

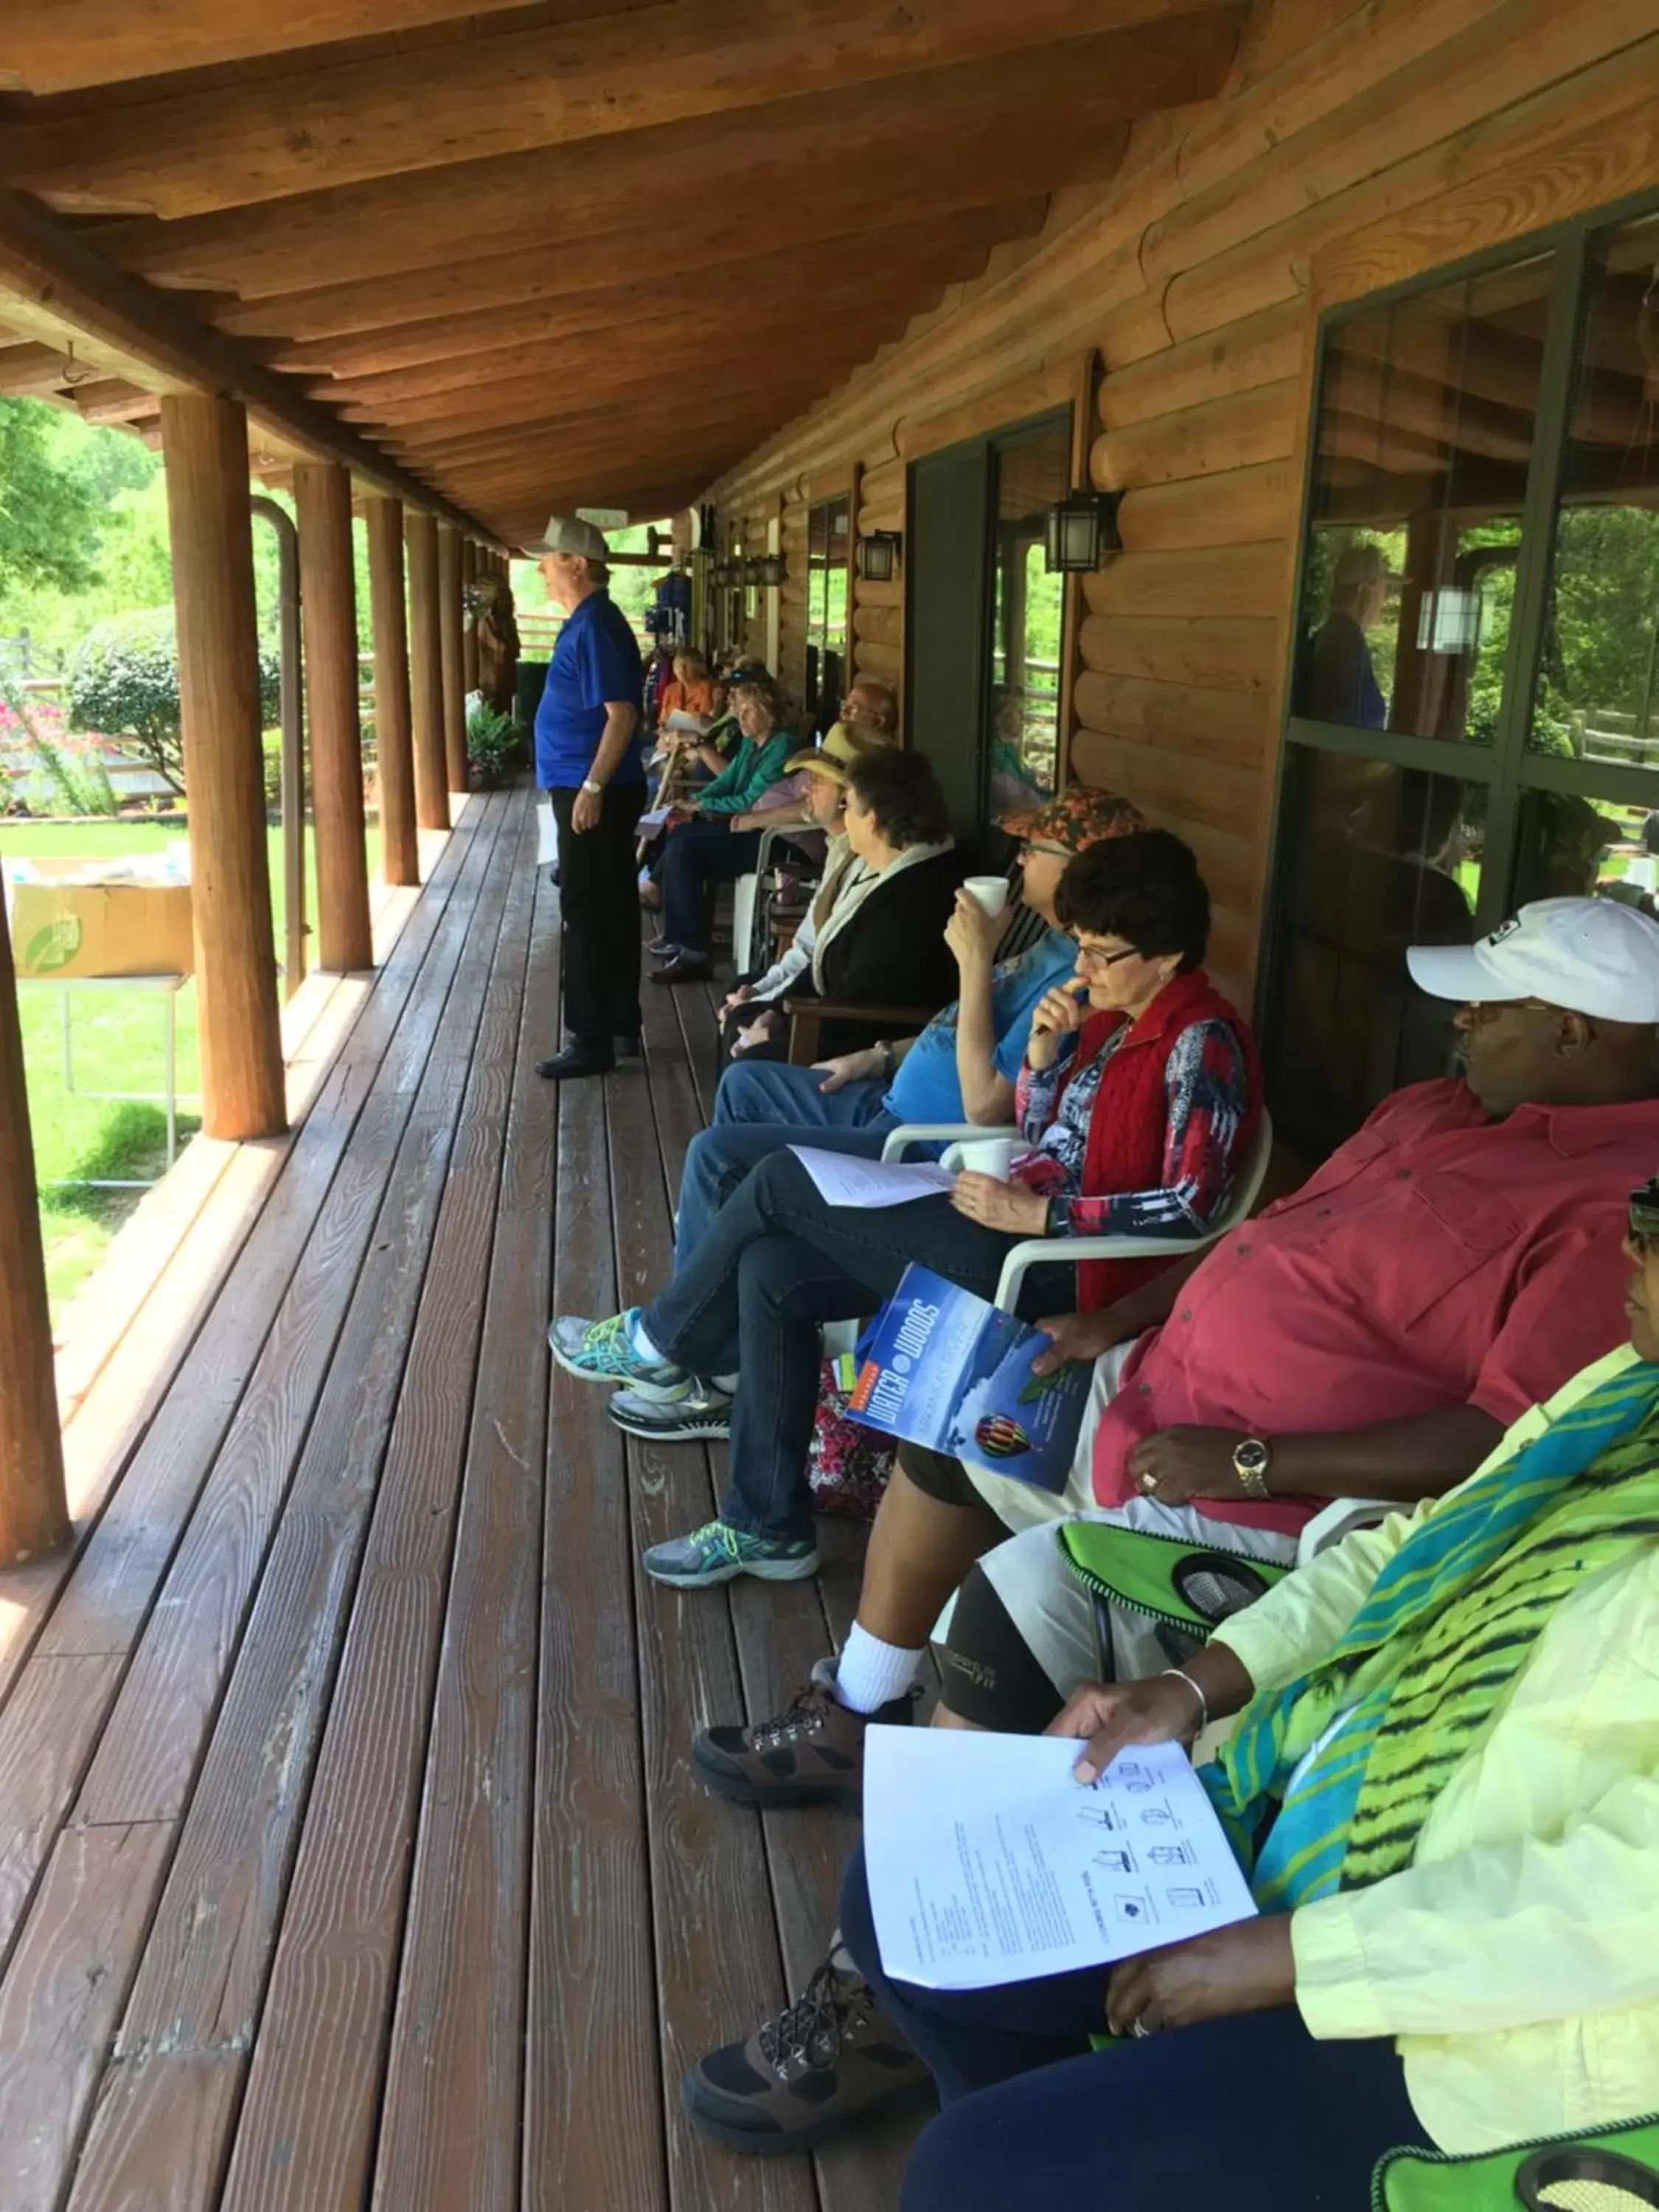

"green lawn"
[2,816,382,1317]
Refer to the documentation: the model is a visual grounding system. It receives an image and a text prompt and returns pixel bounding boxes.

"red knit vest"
[1043,967,1262,1312]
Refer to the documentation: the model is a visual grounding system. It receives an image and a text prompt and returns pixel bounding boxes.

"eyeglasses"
[1072,939,1141,973]
[1630,1178,1659,1254]
[1023,841,1074,862]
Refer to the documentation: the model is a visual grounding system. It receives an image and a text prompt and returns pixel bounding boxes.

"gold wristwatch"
[1232,1437,1272,1500]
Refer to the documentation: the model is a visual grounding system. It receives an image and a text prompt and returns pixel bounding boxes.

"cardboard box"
[7,861,195,981]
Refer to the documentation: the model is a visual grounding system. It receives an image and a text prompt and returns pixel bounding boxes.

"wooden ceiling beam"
[260,203,1043,372]
[360,356,835,439]
[1,1,571,93]
[411,405,810,483]
[1,0,1227,218]
[72,377,161,424]
[91,37,1189,296]
[0,186,496,538]
[390,383,833,469]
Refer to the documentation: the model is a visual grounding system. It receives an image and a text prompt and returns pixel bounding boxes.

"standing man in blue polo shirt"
[527,515,647,1080]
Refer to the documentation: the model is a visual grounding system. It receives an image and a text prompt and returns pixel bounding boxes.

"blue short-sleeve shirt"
[884,931,1077,1121]
[534,590,646,789]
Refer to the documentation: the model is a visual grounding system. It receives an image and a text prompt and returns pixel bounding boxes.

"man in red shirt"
[677,896,1659,2163]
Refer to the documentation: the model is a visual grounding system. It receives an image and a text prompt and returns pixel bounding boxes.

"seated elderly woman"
[720,730,956,1065]
[816,1194,1659,2209]
[649,673,798,980]
[552,830,1259,1591]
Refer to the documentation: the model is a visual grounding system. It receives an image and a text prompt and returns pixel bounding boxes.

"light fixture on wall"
[858,530,902,582]
[1043,489,1122,574]
[712,560,736,589]
[757,551,787,588]
[742,555,766,588]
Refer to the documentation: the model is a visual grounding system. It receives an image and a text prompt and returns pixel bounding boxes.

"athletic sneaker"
[692,1655,918,1811]
[642,1520,819,1590]
[548,1309,686,1388]
[681,1950,933,2156]
[608,1382,733,1441]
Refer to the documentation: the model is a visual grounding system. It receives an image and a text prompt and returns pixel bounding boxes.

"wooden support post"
[160,392,287,1141]
[437,521,467,794]
[0,898,69,1567]
[406,508,448,831]
[462,539,480,695]
[294,461,374,971]
[365,494,420,886]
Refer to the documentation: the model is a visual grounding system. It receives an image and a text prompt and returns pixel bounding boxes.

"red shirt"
[1094,1079,1659,1534]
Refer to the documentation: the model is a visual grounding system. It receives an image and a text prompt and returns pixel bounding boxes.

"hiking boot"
[609,1381,733,1441]
[692,1656,917,1811]
[641,1520,818,1590]
[549,1309,687,1389]
[681,1952,933,2157]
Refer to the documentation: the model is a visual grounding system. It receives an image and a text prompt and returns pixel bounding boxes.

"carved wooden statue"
[467,574,520,717]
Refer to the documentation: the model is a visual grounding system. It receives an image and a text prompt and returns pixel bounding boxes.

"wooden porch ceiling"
[0,0,1244,540]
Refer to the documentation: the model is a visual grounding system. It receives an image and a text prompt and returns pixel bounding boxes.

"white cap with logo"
[522,514,609,560]
[1407,896,1659,1023]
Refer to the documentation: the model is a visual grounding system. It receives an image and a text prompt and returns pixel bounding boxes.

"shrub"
[66,608,279,795]
[465,694,521,789]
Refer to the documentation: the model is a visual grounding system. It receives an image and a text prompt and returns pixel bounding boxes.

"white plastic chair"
[884,1109,1275,1312]
[731,818,814,975]
[1293,1495,1394,1566]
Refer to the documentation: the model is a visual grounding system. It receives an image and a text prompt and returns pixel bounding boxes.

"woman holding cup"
[550,828,1263,1590]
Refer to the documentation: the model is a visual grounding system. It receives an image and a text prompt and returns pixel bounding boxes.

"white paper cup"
[959,1137,1018,1180]
[964,874,1010,918]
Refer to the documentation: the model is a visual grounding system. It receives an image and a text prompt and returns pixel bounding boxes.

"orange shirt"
[658,678,719,725]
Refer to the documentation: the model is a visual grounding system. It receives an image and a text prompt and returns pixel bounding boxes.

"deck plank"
[57,797,536,2212]
[218,818,551,2212]
[523,1057,667,2212]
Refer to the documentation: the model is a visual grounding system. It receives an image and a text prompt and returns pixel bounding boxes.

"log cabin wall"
[705,0,1658,1009]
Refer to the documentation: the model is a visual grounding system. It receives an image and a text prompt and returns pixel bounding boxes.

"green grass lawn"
[2,816,382,1318]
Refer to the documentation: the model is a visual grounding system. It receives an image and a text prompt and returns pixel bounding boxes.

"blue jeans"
[660,818,762,953]
[675,1059,896,1257]
[641,1150,1054,1541]
[836,1846,1427,2211]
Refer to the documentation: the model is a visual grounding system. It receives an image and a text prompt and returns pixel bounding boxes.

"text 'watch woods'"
[1232,1438,1272,1499]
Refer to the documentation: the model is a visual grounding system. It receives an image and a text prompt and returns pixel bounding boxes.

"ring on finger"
[1130,2020,1152,2039]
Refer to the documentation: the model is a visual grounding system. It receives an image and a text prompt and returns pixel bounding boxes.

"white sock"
[711,1371,739,1394]
[834,1624,924,1714]
[627,1309,664,1363]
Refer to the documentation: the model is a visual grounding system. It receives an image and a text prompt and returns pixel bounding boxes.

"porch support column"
[462,540,480,695]
[294,462,374,972]
[406,509,448,830]
[366,495,420,886]
[437,521,467,794]
[160,393,286,1140]
[0,898,69,1567]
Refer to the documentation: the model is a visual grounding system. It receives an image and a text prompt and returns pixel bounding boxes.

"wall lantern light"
[858,530,902,582]
[1416,586,1483,654]
[1043,490,1122,574]
[742,555,767,588]
[757,551,787,588]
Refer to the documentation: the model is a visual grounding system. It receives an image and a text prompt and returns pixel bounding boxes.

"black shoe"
[536,1044,615,1080]
[650,953,711,985]
[614,1033,643,1058]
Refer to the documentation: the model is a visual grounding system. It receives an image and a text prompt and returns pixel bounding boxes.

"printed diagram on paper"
[863,1728,1257,1991]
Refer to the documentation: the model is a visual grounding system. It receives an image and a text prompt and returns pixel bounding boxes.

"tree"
[65,607,279,795]
[0,397,106,597]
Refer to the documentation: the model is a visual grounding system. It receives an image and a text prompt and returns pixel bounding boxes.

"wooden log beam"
[69,375,160,425]
[405,509,448,830]
[364,495,420,888]
[4,1,1232,218]
[294,462,375,972]
[96,41,1166,299]
[2,0,554,91]
[0,187,495,540]
[160,393,287,1139]
[257,204,1043,369]
[0,895,69,1567]
[437,524,467,794]
[0,338,82,394]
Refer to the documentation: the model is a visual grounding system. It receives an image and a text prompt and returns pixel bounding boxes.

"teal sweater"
[697,728,795,815]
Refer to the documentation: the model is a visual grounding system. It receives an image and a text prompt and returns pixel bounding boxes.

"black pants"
[660,819,763,952]
[549,781,646,1048]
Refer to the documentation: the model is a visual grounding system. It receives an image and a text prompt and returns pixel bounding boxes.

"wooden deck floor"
[0,785,921,2212]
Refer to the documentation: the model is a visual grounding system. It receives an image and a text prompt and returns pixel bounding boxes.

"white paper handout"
[787,1145,956,1208]
[635,805,672,833]
[665,710,714,734]
[863,1727,1257,1991]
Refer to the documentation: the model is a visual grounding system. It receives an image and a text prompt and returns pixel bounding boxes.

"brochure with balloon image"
[846,1264,1090,1493]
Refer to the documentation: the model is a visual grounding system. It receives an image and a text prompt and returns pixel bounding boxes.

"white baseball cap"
[1406,896,1659,1023]
[522,514,608,560]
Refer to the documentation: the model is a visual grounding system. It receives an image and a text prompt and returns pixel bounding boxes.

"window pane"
[1511,785,1659,914]
[1527,212,1659,765]
[1268,747,1484,1150]
[1295,255,1553,743]
[987,418,1069,812]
